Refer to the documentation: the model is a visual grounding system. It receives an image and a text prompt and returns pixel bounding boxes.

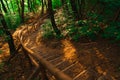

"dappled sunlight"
[95,66,104,74]
[93,47,109,62]
[24,39,30,46]
[61,40,78,62]
[0,43,10,62]
[35,31,43,45]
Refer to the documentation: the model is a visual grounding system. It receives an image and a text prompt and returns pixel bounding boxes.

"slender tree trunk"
[16,0,21,15]
[80,0,85,19]
[4,0,11,13]
[0,0,7,13]
[0,12,16,55]
[28,0,30,11]
[21,0,25,23]
[31,0,35,12]
[70,0,80,20]
[44,0,48,10]
[41,0,44,15]
[61,0,65,5]
[48,0,61,36]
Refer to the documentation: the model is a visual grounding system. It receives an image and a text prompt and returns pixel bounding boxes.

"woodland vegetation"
[0,0,120,80]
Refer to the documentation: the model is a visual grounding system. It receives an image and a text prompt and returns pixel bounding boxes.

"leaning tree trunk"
[0,0,7,13]
[0,12,16,55]
[48,0,61,36]
[4,0,11,13]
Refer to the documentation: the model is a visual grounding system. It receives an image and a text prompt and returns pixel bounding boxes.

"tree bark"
[80,0,85,19]
[61,0,65,5]
[0,12,16,55]
[41,0,44,15]
[48,0,61,36]
[28,0,31,12]
[44,0,48,11]
[21,0,25,23]
[16,0,21,15]
[70,0,80,20]
[4,0,11,13]
[0,0,7,13]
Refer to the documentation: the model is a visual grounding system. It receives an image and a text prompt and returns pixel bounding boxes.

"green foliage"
[102,22,120,41]
[65,22,80,41]
[66,18,101,41]
[99,0,120,8]
[41,20,63,39]
[4,13,21,30]
[52,0,62,9]
[41,20,55,39]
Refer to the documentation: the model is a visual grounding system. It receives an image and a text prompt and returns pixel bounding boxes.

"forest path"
[13,13,120,80]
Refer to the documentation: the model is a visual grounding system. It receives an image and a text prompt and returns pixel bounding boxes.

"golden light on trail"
[93,47,108,62]
[62,40,78,62]
[0,43,10,62]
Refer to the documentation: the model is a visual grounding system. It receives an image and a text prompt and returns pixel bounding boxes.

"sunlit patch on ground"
[93,47,108,62]
[62,40,78,62]
[0,43,10,62]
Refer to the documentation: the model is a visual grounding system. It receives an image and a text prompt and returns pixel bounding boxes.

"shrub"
[52,0,62,9]
[41,20,55,39]
[4,13,21,30]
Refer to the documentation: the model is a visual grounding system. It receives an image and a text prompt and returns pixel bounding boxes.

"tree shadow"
[69,39,120,79]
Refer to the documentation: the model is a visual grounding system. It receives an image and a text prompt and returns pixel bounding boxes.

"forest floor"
[0,9,120,80]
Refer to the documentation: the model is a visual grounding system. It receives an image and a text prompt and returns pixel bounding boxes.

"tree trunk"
[41,0,44,15]
[44,0,48,11]
[0,12,16,55]
[80,0,85,19]
[61,0,65,5]
[48,0,61,36]
[28,0,31,12]
[70,0,80,20]
[21,0,25,23]
[16,0,21,15]
[0,0,7,13]
[4,0,11,13]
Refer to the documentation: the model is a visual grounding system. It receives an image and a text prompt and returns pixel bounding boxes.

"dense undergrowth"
[41,7,120,42]
[0,0,120,42]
